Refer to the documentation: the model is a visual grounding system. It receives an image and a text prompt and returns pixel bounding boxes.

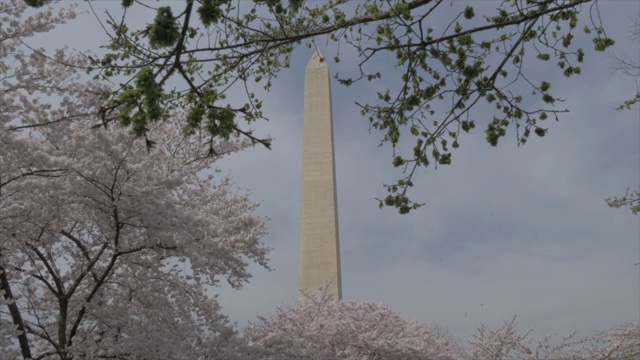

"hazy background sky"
[40,0,639,343]
[213,1,640,342]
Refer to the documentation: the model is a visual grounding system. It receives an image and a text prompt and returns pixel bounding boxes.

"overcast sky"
[213,1,640,342]
[44,0,639,344]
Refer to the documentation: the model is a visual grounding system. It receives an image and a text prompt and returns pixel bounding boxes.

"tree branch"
[0,251,33,359]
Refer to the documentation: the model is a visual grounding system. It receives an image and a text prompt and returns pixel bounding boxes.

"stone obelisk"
[298,48,342,301]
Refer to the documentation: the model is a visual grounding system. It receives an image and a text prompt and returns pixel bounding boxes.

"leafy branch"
[28,0,615,213]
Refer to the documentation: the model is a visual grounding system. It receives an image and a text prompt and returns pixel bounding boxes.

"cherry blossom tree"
[247,286,638,360]
[1,1,268,359]
[245,286,459,360]
[466,315,639,360]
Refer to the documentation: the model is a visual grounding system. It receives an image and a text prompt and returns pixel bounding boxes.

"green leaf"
[149,7,181,49]
[392,156,404,167]
[463,6,474,19]
[593,37,615,51]
[540,81,551,92]
[537,53,550,61]
[198,0,227,27]
[24,0,45,7]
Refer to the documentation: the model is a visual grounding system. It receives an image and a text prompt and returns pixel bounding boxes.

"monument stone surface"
[298,49,342,301]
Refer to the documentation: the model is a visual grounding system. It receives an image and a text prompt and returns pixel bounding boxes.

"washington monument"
[298,49,342,301]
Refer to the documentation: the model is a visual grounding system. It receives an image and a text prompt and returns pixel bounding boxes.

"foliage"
[1,1,268,358]
[47,0,617,213]
[606,188,640,215]
[245,286,459,359]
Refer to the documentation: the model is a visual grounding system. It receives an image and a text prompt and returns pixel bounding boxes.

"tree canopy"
[247,286,639,360]
[24,0,616,213]
[1,1,268,358]
[246,286,460,360]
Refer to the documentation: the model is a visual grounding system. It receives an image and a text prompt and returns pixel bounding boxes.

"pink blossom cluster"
[1,1,268,358]
[247,287,638,360]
